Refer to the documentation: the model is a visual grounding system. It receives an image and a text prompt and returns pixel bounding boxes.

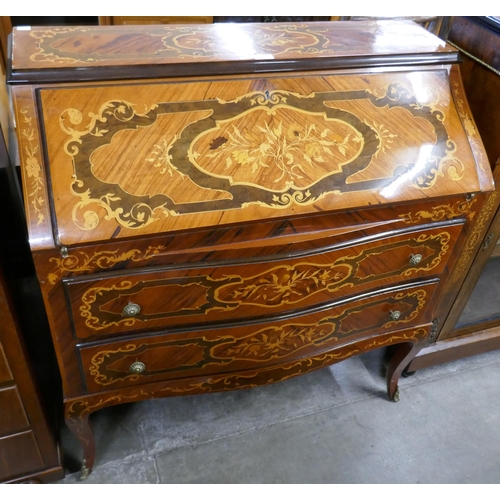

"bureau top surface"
[9,21,458,82]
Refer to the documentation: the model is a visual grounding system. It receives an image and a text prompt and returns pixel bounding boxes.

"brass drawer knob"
[129,361,146,374]
[389,310,401,321]
[409,253,423,265]
[122,302,141,317]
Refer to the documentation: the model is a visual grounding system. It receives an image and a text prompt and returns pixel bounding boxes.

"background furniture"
[0,16,12,150]
[0,124,64,483]
[98,16,334,25]
[340,16,452,38]
[408,16,500,372]
[98,16,214,25]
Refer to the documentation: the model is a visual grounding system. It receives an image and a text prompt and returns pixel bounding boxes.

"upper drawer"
[36,69,484,246]
[65,222,463,339]
[0,387,30,437]
[0,343,13,384]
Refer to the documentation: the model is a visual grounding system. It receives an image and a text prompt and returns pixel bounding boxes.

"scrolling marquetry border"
[18,107,46,226]
[47,245,166,284]
[450,192,498,283]
[399,198,477,224]
[451,78,486,173]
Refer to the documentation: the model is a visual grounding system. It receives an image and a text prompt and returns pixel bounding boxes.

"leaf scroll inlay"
[19,107,45,226]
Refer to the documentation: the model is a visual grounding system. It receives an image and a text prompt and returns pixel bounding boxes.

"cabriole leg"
[386,341,421,402]
[64,403,96,480]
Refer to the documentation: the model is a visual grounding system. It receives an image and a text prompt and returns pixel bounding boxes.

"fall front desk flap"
[9,22,493,246]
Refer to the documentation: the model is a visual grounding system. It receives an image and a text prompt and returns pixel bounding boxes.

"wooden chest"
[8,21,493,478]
[0,123,64,483]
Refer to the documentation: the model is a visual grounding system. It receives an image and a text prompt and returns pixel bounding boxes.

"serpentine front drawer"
[78,279,438,393]
[65,222,461,339]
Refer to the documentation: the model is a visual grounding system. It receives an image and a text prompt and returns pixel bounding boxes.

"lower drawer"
[0,386,30,437]
[79,280,437,393]
[0,431,45,482]
[0,343,12,384]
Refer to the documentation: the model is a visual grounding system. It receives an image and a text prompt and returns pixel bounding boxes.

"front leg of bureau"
[64,403,96,480]
[61,325,431,477]
[386,338,427,402]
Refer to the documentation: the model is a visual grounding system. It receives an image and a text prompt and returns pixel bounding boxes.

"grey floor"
[57,347,500,484]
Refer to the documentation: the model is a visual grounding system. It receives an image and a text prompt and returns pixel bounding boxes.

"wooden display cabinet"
[98,16,214,25]
[0,124,64,483]
[408,16,500,372]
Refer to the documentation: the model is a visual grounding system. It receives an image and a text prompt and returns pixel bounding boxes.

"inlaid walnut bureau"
[8,21,493,478]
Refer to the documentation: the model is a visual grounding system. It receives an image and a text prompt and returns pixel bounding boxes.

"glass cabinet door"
[456,237,500,331]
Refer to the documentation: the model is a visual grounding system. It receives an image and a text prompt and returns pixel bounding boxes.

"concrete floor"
[58,347,500,483]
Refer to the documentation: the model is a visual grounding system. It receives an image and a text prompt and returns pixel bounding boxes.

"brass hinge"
[60,246,69,259]
[425,318,439,346]
[482,233,495,251]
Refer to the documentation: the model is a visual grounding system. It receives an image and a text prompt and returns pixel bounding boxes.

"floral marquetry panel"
[39,70,483,246]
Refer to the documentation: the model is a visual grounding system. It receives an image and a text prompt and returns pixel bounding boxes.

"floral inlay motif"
[206,120,362,186]
[218,325,333,359]
[369,120,397,158]
[146,136,185,177]
[452,80,485,172]
[19,107,45,226]
[222,266,348,306]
